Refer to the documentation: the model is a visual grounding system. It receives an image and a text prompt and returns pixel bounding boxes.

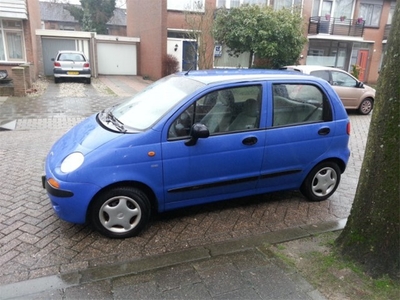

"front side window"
[0,19,25,62]
[273,83,330,127]
[331,71,357,87]
[168,85,262,139]
[359,0,383,27]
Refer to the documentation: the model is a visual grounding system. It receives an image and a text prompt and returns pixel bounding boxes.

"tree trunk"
[336,2,400,279]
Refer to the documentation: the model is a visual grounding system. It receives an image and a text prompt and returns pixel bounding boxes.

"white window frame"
[359,0,383,27]
[217,0,268,8]
[168,0,206,12]
[0,19,25,62]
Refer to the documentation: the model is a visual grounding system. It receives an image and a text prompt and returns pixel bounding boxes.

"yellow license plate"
[67,71,79,75]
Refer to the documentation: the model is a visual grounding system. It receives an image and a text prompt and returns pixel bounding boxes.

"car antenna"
[184,66,193,76]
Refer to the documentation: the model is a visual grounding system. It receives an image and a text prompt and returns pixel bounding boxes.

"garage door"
[97,43,137,75]
[42,38,76,76]
[41,38,90,76]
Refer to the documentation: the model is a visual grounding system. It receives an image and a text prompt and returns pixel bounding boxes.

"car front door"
[161,84,266,209]
[329,70,363,109]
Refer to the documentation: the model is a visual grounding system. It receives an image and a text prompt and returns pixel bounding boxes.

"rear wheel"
[300,162,341,201]
[89,187,151,238]
[54,77,60,84]
[85,78,91,84]
[358,98,373,115]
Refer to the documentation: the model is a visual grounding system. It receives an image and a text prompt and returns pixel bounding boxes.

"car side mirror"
[357,81,364,88]
[185,123,209,146]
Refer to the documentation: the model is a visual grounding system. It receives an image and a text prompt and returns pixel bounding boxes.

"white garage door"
[97,43,137,75]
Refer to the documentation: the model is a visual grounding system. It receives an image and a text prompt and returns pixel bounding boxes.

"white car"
[283,65,375,115]
[52,50,91,84]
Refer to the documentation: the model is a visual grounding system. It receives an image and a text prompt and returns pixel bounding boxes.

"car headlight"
[60,152,84,173]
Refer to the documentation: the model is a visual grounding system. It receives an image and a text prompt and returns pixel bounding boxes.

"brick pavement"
[0,77,371,286]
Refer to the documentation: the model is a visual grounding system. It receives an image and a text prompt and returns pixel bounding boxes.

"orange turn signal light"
[48,178,60,189]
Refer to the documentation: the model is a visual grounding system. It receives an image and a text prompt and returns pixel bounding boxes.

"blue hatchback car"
[42,69,350,238]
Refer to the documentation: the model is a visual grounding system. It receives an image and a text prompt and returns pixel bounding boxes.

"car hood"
[49,114,120,160]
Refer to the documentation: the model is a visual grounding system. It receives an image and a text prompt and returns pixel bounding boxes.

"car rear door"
[258,81,335,191]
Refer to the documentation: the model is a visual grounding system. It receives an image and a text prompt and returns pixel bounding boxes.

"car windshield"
[108,75,204,131]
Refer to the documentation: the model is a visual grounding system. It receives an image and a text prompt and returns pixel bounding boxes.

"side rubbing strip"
[168,176,258,193]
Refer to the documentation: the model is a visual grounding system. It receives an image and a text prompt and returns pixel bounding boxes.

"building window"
[217,0,267,8]
[168,0,205,12]
[387,1,396,24]
[359,0,383,27]
[271,0,302,10]
[311,0,355,19]
[0,19,25,62]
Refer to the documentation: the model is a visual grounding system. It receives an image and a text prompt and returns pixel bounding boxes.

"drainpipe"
[90,32,97,78]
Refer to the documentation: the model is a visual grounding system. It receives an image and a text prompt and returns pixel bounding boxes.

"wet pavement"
[0,75,371,299]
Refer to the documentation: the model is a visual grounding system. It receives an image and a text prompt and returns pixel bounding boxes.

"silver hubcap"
[361,100,372,114]
[99,196,141,233]
[311,167,337,197]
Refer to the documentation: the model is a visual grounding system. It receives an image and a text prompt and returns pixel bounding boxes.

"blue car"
[42,69,350,238]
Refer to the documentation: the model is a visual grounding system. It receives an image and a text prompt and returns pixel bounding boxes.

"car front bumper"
[42,174,99,224]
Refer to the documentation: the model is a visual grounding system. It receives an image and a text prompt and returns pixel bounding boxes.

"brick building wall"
[127,0,167,80]
[361,0,392,83]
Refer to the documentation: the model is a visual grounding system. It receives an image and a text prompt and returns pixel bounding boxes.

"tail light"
[54,62,61,67]
[83,63,90,68]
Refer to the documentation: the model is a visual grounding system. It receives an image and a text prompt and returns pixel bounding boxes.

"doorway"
[182,41,197,71]
[357,50,368,82]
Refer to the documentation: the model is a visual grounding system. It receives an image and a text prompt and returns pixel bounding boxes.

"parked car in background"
[52,50,91,84]
[42,69,350,238]
[283,65,375,115]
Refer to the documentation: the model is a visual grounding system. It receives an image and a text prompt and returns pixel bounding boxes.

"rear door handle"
[242,136,258,145]
[318,127,330,135]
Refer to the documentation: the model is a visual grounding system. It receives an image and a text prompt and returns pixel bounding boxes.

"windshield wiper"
[105,110,126,133]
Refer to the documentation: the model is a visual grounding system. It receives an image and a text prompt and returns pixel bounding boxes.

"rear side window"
[272,83,332,127]
[310,70,330,83]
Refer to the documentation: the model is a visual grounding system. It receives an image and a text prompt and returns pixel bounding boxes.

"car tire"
[358,98,373,115]
[89,187,151,238]
[300,161,341,202]
[85,78,91,84]
[54,77,59,84]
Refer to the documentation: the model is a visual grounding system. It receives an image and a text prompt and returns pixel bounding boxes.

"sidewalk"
[97,75,152,97]
[0,219,346,300]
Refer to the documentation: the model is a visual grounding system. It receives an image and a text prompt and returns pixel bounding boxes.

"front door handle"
[318,127,330,135]
[242,136,258,145]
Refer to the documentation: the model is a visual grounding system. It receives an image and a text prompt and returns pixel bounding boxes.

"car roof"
[175,69,316,85]
[57,50,85,54]
[283,65,346,73]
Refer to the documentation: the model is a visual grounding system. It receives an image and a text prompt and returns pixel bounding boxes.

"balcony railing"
[308,16,365,37]
[383,24,391,40]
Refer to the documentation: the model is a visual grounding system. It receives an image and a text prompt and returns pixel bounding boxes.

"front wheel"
[358,98,373,115]
[89,187,151,238]
[300,162,341,201]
